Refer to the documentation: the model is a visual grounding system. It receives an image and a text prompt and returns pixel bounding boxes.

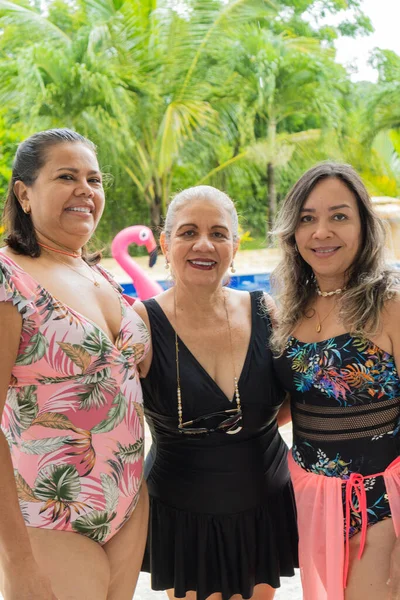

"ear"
[160,232,169,261]
[232,238,240,260]
[14,181,31,213]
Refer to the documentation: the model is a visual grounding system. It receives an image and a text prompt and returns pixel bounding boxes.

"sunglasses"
[178,408,243,436]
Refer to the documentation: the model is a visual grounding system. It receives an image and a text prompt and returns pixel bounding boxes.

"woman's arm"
[133,301,153,378]
[0,303,57,600]
[384,297,400,599]
[263,293,292,426]
[277,394,291,427]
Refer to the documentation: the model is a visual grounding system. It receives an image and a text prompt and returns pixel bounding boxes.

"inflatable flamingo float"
[111,226,163,300]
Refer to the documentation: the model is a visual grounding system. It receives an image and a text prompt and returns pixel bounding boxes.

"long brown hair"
[270,162,400,354]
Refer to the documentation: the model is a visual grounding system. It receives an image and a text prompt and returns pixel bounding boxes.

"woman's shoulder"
[0,249,36,319]
[383,290,400,324]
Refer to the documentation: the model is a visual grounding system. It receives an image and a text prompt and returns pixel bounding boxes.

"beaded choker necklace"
[316,284,345,297]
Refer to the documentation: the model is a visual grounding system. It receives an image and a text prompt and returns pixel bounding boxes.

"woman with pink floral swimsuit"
[0,129,149,600]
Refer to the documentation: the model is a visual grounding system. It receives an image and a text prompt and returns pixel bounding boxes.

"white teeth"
[315,248,336,253]
[67,207,91,213]
[191,260,215,266]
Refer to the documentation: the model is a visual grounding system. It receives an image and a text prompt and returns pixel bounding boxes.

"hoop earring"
[294,244,298,253]
[230,262,236,274]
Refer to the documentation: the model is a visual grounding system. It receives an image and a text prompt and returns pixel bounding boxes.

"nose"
[74,179,94,197]
[192,234,215,251]
[312,219,333,240]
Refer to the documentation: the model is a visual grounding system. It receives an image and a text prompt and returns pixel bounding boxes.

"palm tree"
[0,0,277,228]
[365,50,400,143]
[191,26,346,236]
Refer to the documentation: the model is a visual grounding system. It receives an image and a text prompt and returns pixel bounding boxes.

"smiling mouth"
[65,207,93,214]
[188,259,217,270]
[311,247,341,256]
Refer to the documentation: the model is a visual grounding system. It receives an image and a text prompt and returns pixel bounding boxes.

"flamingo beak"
[149,247,158,268]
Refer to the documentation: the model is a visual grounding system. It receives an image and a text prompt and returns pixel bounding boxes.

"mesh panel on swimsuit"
[273,333,400,538]
[293,397,400,441]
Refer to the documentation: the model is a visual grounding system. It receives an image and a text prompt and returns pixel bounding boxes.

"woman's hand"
[388,536,400,600]
[2,558,58,600]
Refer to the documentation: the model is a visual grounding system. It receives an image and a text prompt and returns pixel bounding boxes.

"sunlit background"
[1,1,400,598]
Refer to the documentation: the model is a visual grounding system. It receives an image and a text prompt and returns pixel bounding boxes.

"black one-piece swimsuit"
[141,291,298,600]
[274,333,400,538]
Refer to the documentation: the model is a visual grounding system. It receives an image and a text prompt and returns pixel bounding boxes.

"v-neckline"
[153,293,255,403]
[0,253,124,349]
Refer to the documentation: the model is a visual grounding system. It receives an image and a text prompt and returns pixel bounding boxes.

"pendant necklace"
[40,247,101,287]
[315,303,337,333]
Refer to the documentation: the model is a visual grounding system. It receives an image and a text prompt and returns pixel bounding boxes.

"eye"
[89,177,102,185]
[332,213,348,221]
[181,230,195,237]
[299,215,314,223]
[139,229,150,241]
[59,174,74,180]
[212,231,226,239]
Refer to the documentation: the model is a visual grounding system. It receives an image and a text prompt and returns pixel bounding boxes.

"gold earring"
[230,262,236,274]
[24,206,31,214]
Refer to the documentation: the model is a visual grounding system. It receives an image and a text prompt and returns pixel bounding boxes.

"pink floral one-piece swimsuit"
[0,254,149,544]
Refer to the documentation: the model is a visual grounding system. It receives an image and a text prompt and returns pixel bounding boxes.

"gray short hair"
[163,185,239,242]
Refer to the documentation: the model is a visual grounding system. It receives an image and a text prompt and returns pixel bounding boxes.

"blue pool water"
[121,272,272,297]
[121,263,400,298]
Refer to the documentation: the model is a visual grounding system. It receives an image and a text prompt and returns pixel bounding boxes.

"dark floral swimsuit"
[274,333,400,537]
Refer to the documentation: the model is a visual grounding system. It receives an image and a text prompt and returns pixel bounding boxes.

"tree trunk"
[150,194,162,231]
[267,161,276,242]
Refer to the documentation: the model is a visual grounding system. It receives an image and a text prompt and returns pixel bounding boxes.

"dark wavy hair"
[2,128,101,264]
[270,161,400,353]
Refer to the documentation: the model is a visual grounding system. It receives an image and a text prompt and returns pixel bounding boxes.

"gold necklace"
[174,288,242,429]
[42,249,101,287]
[315,302,337,333]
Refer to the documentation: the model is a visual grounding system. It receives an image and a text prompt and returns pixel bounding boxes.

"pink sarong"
[288,451,400,600]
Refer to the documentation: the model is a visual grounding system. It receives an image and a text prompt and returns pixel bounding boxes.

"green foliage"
[0,0,399,250]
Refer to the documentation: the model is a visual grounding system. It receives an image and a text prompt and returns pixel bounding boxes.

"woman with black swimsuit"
[134,185,298,600]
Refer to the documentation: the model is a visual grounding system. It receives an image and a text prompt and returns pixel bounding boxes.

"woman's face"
[294,177,362,285]
[16,142,104,249]
[163,198,238,289]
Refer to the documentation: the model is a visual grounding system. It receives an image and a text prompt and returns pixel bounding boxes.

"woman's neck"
[173,283,226,318]
[36,232,83,265]
[314,273,346,293]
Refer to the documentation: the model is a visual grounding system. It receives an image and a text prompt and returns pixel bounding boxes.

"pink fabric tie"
[343,473,368,587]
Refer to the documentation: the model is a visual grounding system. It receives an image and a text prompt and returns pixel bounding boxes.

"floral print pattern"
[286,334,399,406]
[274,334,400,539]
[0,255,149,543]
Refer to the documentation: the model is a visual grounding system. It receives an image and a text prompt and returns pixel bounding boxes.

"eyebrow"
[300,203,352,213]
[56,167,101,175]
[176,223,229,231]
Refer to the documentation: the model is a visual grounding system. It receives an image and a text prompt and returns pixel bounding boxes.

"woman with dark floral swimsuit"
[271,162,400,600]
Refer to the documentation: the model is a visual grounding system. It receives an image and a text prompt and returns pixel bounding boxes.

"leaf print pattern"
[15,332,48,366]
[58,343,92,372]
[0,255,149,543]
[72,510,116,543]
[21,436,72,455]
[91,392,128,434]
